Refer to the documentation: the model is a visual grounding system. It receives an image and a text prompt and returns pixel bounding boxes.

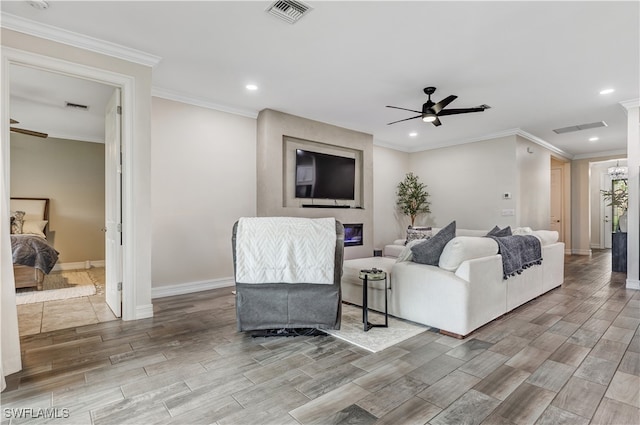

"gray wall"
[10,133,105,264]
[256,109,374,260]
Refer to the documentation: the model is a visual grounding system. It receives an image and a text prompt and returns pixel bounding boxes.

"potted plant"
[396,172,430,227]
[601,179,628,232]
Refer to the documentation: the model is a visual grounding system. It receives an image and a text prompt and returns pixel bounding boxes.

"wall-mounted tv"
[295,149,355,200]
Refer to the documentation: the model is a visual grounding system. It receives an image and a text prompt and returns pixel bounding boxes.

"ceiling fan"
[386,87,490,127]
[10,118,48,138]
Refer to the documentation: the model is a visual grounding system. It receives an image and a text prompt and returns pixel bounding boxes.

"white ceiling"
[2,1,638,157]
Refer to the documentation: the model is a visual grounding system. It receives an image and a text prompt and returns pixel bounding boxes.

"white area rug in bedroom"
[323,303,431,353]
[16,271,96,304]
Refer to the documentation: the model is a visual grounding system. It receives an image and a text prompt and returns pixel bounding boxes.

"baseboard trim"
[564,249,573,255]
[152,277,235,299]
[626,279,640,290]
[571,249,592,256]
[52,260,105,271]
[135,304,154,320]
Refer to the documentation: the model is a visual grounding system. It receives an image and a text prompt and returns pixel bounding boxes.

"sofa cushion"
[533,230,559,246]
[411,220,456,266]
[439,236,499,272]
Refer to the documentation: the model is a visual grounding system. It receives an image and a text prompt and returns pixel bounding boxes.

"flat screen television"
[295,149,355,200]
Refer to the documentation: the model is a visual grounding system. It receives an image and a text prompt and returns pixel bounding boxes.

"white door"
[105,88,122,317]
[601,173,613,249]
[550,168,563,240]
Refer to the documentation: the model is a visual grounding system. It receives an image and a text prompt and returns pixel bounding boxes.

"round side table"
[358,268,388,331]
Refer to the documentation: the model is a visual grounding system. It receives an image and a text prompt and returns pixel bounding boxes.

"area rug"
[15,270,97,304]
[323,303,431,353]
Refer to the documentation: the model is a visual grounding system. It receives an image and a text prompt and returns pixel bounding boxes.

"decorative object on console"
[411,220,456,266]
[396,172,430,227]
[601,178,628,232]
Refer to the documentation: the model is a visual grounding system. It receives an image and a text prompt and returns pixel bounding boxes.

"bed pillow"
[405,227,433,245]
[22,220,48,238]
[411,220,456,266]
[10,210,25,234]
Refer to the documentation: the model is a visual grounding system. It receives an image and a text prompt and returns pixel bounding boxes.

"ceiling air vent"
[65,101,89,110]
[552,121,607,134]
[266,0,312,24]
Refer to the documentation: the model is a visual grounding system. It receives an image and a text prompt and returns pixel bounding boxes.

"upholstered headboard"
[10,197,50,236]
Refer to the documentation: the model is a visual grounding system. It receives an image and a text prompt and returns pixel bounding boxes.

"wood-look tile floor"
[15,268,118,337]
[3,251,639,424]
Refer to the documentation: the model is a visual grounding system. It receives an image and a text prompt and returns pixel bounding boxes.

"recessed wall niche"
[283,136,364,208]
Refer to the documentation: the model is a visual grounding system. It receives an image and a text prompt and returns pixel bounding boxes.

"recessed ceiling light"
[599,88,614,95]
[409,132,418,137]
[245,84,258,91]
[589,137,599,142]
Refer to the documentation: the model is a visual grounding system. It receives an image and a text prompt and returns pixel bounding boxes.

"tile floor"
[16,267,118,336]
[3,250,639,424]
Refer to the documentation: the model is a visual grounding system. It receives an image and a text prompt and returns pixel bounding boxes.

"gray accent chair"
[232,220,344,332]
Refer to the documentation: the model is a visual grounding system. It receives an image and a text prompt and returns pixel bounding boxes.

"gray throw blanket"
[11,235,59,274]
[488,235,542,279]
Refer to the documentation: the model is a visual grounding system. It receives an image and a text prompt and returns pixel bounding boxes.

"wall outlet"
[503,192,512,199]
[501,209,515,216]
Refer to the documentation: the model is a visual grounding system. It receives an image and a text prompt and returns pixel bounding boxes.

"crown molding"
[152,86,259,119]
[0,13,161,67]
[405,128,573,159]
[620,98,640,110]
[572,149,627,161]
[513,129,573,160]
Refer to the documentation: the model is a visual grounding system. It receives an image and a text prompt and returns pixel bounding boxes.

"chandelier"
[607,161,628,180]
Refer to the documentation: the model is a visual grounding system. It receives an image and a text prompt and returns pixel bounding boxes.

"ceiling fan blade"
[438,107,486,116]
[10,127,48,138]
[386,105,423,114]
[432,117,442,127]
[10,118,19,124]
[431,95,457,114]
[387,115,422,125]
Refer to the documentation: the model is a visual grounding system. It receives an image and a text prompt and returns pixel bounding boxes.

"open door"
[550,167,563,240]
[105,88,122,317]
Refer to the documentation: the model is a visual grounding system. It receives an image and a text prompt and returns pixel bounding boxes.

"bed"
[10,197,59,290]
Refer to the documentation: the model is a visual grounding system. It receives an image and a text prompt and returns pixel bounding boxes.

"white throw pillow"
[21,220,48,238]
[438,236,499,272]
[513,227,534,236]
[395,239,425,262]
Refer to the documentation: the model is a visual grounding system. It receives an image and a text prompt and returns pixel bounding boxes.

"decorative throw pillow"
[396,239,426,263]
[411,220,456,266]
[487,225,512,237]
[405,227,433,245]
[10,210,25,234]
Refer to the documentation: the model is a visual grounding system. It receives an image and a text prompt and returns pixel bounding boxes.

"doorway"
[2,48,136,324]
[8,64,121,334]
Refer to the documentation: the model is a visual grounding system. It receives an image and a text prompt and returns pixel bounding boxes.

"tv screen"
[295,149,355,200]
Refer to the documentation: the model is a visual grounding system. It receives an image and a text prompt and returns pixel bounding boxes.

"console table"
[612,232,627,273]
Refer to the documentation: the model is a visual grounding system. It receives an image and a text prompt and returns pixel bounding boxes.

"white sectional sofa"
[342,227,565,338]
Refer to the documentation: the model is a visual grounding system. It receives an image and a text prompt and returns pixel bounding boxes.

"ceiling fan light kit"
[387,86,489,127]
